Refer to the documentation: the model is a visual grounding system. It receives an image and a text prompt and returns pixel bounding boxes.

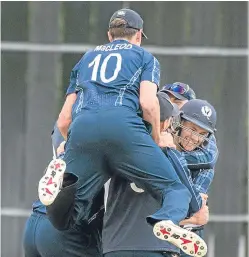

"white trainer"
[153,220,207,257]
[38,159,66,206]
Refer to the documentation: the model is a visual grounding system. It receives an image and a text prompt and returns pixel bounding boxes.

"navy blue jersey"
[102,175,179,254]
[74,39,160,112]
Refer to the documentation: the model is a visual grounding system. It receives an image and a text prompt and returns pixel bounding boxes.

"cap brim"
[142,31,148,39]
[181,114,214,133]
[157,92,180,121]
[166,90,188,100]
[171,103,180,117]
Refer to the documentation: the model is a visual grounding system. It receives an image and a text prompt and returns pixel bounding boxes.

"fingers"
[56,141,66,155]
[191,204,209,225]
[159,132,176,148]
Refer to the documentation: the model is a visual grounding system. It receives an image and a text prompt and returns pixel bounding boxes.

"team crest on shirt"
[201,106,212,119]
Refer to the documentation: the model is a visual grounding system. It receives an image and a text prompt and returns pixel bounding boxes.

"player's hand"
[158,131,176,149]
[192,205,209,225]
[57,141,66,155]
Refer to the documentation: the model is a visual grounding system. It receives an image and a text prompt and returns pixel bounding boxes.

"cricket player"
[161,83,217,170]
[23,93,104,257]
[170,99,218,257]
[23,157,103,257]
[102,96,214,257]
[38,8,207,254]
[160,84,218,257]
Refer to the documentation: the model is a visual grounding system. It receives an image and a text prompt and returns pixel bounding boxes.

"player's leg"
[45,150,108,230]
[102,110,190,225]
[110,146,206,256]
[44,112,109,230]
[111,140,191,225]
[110,135,207,256]
[35,213,101,257]
[40,109,185,227]
[23,213,42,257]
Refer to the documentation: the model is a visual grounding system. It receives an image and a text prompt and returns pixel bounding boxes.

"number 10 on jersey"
[88,53,122,83]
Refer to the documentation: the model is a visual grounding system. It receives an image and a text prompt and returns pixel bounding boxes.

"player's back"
[76,39,159,113]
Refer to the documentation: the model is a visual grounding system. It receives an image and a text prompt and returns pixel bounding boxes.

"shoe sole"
[38,159,66,206]
[153,221,207,257]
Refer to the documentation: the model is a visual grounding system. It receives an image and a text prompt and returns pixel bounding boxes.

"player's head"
[157,91,180,132]
[108,9,147,46]
[172,99,217,151]
[161,82,196,109]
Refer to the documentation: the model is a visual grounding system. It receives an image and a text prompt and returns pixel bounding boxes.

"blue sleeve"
[192,169,215,194]
[165,148,203,214]
[140,52,160,87]
[182,135,219,170]
[66,58,83,96]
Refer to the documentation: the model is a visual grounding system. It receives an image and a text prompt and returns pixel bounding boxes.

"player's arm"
[57,61,81,139]
[180,204,209,226]
[182,134,219,170]
[166,148,214,225]
[181,169,214,225]
[140,82,161,144]
[183,168,214,225]
[192,168,215,194]
[57,93,77,139]
[180,193,209,226]
[140,54,161,144]
[164,148,203,213]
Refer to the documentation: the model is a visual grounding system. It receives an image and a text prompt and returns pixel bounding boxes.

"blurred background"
[1,1,248,257]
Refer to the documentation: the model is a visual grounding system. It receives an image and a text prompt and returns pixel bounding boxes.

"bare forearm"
[142,97,161,143]
[57,93,77,140]
[57,119,71,140]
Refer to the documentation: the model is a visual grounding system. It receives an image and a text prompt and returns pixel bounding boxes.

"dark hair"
[109,18,138,40]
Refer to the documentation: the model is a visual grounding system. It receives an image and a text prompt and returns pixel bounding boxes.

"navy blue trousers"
[48,108,191,230]
[23,212,101,257]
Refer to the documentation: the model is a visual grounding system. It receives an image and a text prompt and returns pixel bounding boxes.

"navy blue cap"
[162,82,196,101]
[109,9,147,39]
[157,91,180,121]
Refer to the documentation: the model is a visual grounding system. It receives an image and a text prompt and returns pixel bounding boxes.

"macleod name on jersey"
[94,43,132,52]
